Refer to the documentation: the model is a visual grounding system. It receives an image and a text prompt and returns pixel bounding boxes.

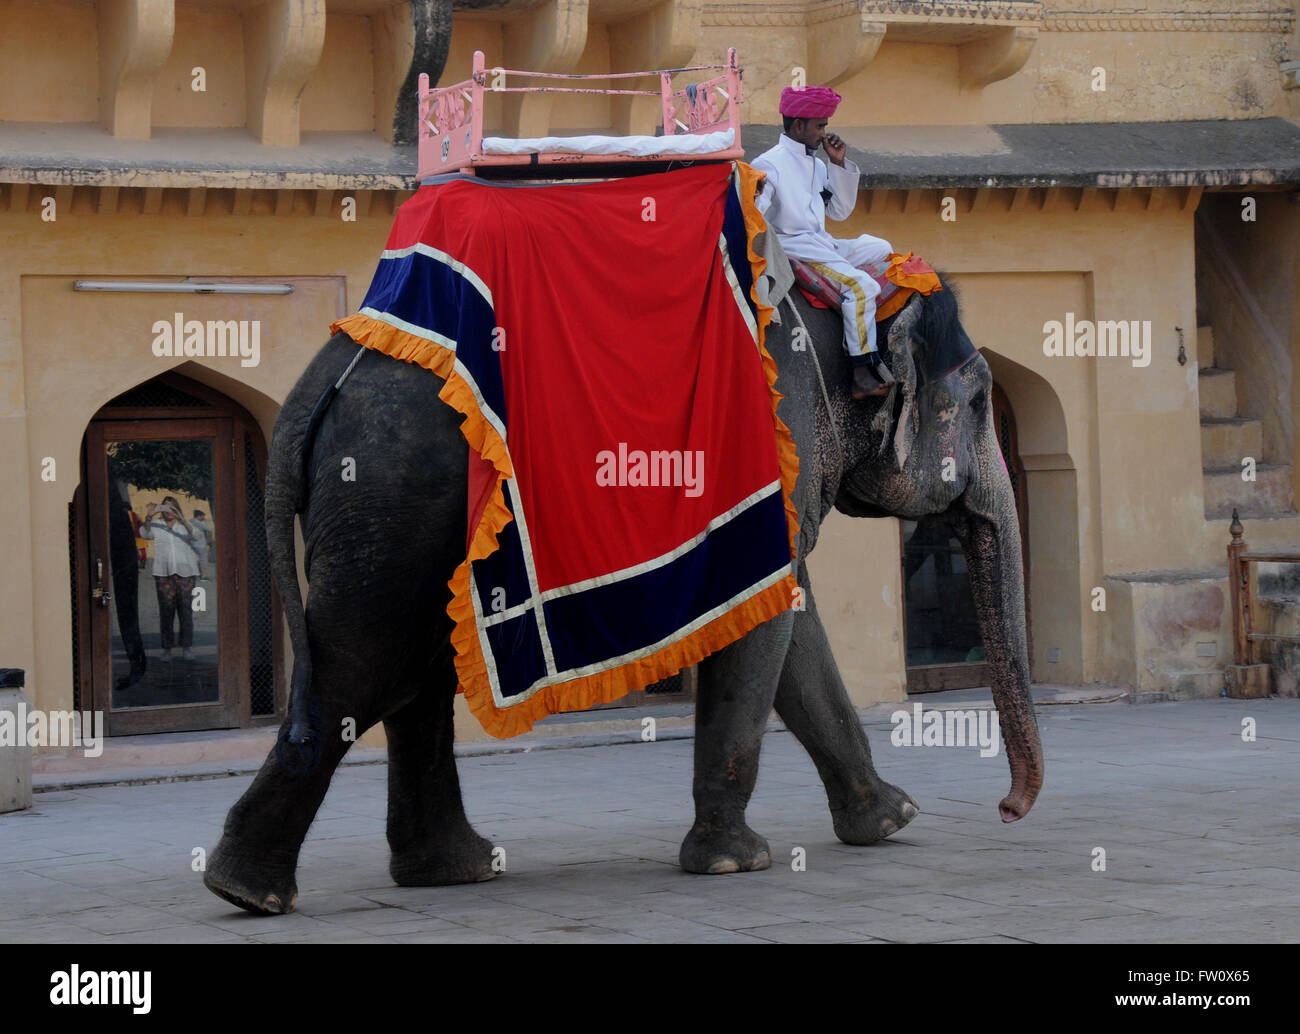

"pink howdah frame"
[417,48,744,180]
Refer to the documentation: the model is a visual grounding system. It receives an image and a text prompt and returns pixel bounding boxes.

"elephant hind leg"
[204,716,356,915]
[384,657,496,887]
[774,570,920,845]
[205,608,411,915]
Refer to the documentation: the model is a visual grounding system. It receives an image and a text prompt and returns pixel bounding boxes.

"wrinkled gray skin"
[203,283,1043,915]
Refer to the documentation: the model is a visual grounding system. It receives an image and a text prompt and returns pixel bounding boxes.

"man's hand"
[822,132,847,167]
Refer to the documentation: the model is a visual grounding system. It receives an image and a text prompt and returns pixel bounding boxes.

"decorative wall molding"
[0,183,414,218]
[702,9,804,26]
[0,181,1239,220]
[807,1,1040,25]
[1042,9,1295,33]
[702,2,1295,33]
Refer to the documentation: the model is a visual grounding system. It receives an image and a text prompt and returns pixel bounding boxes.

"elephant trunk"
[953,453,1043,822]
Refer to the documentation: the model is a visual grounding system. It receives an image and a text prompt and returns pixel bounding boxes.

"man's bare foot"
[852,362,892,399]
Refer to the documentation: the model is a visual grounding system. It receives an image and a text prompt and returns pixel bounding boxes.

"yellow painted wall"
[437,19,507,134]
[0,0,98,123]
[0,202,395,725]
[818,192,1201,697]
[153,4,246,129]
[0,182,1241,728]
[1,0,1295,739]
[700,2,1297,126]
[301,11,376,133]
[1,2,1294,139]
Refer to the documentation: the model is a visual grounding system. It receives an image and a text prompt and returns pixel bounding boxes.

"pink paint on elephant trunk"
[955,457,1043,825]
[989,681,1044,822]
[999,753,1044,822]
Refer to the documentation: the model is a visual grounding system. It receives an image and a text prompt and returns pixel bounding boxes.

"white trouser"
[804,233,893,358]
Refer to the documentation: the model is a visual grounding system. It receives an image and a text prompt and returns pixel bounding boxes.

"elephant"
[203,271,1043,915]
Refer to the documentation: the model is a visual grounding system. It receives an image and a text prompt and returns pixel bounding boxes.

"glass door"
[85,419,241,733]
[902,384,1029,693]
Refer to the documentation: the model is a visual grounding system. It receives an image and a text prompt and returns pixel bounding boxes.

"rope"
[783,293,845,486]
[334,345,366,389]
[298,347,367,509]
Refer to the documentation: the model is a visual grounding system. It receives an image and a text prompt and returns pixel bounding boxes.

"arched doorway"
[902,382,1029,692]
[72,374,282,735]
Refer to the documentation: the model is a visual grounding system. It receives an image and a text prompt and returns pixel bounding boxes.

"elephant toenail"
[880,820,898,837]
[707,859,741,875]
[902,802,919,820]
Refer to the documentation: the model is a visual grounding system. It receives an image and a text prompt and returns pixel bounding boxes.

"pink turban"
[779,85,842,119]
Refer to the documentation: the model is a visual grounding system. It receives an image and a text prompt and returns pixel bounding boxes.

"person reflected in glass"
[190,508,214,581]
[139,495,201,662]
[109,479,147,690]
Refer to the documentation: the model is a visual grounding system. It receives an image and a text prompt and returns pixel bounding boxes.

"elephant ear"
[869,293,922,472]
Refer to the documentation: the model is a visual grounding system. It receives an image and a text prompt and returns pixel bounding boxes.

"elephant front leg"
[384,669,497,887]
[680,610,794,875]
[774,569,919,844]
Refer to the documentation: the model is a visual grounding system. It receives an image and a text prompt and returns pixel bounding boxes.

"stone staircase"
[1197,326,1299,698]
[1198,326,1296,520]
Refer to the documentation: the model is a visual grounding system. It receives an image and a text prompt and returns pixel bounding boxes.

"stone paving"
[2,696,1298,943]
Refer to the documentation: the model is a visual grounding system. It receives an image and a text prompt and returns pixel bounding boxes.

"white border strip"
[378,242,494,308]
[497,481,558,677]
[717,232,758,344]
[479,479,782,626]
[488,562,793,709]
[356,307,511,455]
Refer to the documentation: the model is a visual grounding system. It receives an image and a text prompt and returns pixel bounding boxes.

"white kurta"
[139,518,201,578]
[752,133,892,357]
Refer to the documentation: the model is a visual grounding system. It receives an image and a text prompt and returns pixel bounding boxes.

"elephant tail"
[264,336,366,771]
[264,382,319,771]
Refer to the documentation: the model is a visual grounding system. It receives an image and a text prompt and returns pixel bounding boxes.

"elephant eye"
[970,389,986,413]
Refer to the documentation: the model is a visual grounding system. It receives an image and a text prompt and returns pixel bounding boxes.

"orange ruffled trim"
[329,310,519,737]
[736,161,802,565]
[329,166,801,738]
[876,251,942,321]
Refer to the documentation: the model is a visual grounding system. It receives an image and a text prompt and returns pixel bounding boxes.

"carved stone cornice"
[703,8,805,26]
[807,0,1040,26]
[0,183,415,218]
[701,2,1295,33]
[1043,9,1294,33]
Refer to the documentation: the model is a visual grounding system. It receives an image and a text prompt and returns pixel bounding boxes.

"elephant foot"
[204,839,298,915]
[831,781,920,845]
[679,822,771,875]
[390,830,498,887]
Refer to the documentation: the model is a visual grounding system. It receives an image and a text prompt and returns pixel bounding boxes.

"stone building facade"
[1,0,1297,747]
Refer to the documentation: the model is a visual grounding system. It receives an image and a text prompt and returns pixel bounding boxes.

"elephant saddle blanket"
[332,162,800,738]
[793,252,942,320]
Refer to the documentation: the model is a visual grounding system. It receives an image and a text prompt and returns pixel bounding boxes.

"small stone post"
[0,668,33,812]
